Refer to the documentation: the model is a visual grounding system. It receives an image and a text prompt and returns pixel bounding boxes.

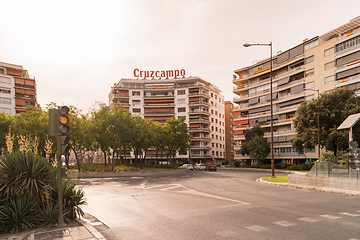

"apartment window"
[0,88,11,94]
[215,95,217,99]
[216,143,218,148]
[215,127,218,132]
[219,98,221,102]
[211,101,213,106]
[216,151,219,156]
[0,68,5,75]
[216,135,218,140]
[219,120,221,125]
[211,126,214,131]
[211,93,213,97]
[177,90,185,95]
[0,107,11,115]
[215,111,218,115]
[211,109,214,114]
[0,97,11,104]
[178,107,186,112]
[132,91,140,96]
[305,68,314,77]
[212,143,214,147]
[220,136,222,141]
[324,61,335,71]
[220,152,222,156]
[219,113,221,118]
[304,55,314,64]
[324,75,335,84]
[211,118,214,122]
[132,99,140,105]
[215,119,218,124]
[212,134,214,139]
[215,103,217,107]
[133,108,141,113]
[177,98,185,104]
[305,81,315,89]
[212,151,214,156]
[304,39,318,51]
[219,129,221,133]
[324,47,334,57]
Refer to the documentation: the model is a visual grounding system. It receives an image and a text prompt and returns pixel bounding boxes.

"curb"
[76,218,106,240]
[257,178,360,197]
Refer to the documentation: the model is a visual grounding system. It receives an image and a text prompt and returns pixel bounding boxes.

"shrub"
[233,161,241,167]
[62,180,86,221]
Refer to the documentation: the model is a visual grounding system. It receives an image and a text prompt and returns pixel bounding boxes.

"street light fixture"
[243,42,275,177]
[307,89,320,159]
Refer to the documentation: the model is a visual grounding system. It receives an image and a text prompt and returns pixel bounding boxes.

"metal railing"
[308,161,360,179]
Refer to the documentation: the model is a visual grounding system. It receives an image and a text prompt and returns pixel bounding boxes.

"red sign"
[134,68,185,79]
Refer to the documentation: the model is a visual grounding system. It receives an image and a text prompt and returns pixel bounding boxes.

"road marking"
[273,221,296,227]
[246,225,269,232]
[339,212,360,217]
[160,184,183,191]
[298,217,319,223]
[140,180,148,188]
[146,184,167,189]
[319,214,342,220]
[178,185,251,205]
[114,184,122,187]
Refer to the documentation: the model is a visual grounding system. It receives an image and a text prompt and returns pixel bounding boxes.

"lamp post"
[243,42,275,177]
[307,89,320,159]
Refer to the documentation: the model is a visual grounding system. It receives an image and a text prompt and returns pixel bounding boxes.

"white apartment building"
[109,76,225,163]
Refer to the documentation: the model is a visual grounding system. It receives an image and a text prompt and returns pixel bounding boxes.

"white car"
[194,163,206,170]
[180,164,193,170]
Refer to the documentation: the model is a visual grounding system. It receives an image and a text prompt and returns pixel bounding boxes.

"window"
[132,99,140,105]
[324,47,334,57]
[133,108,141,113]
[220,152,222,156]
[132,91,140,96]
[219,120,221,125]
[219,113,221,118]
[0,76,11,84]
[211,101,213,106]
[215,111,217,115]
[220,144,222,148]
[211,126,214,131]
[177,90,185,95]
[215,127,218,132]
[219,129,221,133]
[215,95,217,99]
[178,107,186,112]
[0,88,11,94]
[0,97,11,104]
[305,81,315,89]
[216,143,218,148]
[220,136,222,140]
[212,134,214,139]
[212,151,214,156]
[304,55,314,64]
[324,61,335,71]
[305,68,314,77]
[215,119,218,124]
[212,143,214,147]
[0,107,11,115]
[216,135,218,140]
[324,75,335,84]
[216,151,218,156]
[215,103,217,107]
[177,98,185,104]
[211,118,214,122]
[211,109,214,114]
[219,98,221,102]
[304,39,318,51]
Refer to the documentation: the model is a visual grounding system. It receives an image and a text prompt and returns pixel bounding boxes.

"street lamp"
[307,89,320,159]
[243,42,275,177]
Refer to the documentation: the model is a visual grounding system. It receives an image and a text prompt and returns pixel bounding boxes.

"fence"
[308,161,360,179]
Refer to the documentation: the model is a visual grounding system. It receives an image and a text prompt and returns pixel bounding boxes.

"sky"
[1,0,360,113]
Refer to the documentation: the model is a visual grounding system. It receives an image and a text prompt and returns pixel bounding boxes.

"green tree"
[240,124,267,157]
[292,87,360,156]
[0,112,13,153]
[248,136,270,164]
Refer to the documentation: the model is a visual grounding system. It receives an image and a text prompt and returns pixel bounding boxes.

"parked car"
[205,162,217,171]
[194,163,206,170]
[180,164,193,170]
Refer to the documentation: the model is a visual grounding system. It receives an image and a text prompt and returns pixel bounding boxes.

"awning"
[234,120,248,125]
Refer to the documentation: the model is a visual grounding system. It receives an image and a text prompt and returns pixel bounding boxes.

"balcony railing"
[189,109,210,114]
[189,127,210,131]
[335,74,360,88]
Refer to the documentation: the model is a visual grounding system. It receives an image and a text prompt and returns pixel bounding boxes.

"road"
[76,169,360,240]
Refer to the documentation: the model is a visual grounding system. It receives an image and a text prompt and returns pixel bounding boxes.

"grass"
[262,175,288,183]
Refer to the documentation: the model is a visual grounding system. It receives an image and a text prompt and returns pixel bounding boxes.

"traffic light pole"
[57,135,65,227]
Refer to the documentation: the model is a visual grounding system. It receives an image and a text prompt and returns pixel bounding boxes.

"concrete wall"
[288,174,360,191]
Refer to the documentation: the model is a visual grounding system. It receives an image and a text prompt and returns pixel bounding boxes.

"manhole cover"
[34,229,69,240]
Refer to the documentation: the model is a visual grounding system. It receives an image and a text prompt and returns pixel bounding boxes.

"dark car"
[205,162,217,171]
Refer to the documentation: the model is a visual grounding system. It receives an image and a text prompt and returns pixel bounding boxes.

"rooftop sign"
[134,68,185,79]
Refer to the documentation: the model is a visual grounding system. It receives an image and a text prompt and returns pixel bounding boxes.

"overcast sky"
[1,0,360,113]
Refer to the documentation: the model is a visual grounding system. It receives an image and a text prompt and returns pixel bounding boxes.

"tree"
[0,112,13,154]
[240,124,267,157]
[292,87,360,156]
[248,136,270,164]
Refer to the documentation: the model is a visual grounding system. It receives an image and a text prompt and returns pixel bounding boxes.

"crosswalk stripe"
[339,212,360,217]
[320,214,342,220]
[246,225,269,232]
[298,217,319,223]
[273,221,296,227]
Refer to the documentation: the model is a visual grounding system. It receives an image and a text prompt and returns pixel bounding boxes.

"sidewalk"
[2,218,106,240]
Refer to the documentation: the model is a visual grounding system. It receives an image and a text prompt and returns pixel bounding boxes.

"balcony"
[144,103,175,106]
[188,127,210,132]
[189,109,210,115]
[335,74,360,88]
[189,117,210,123]
[144,93,174,98]
[190,144,211,150]
[190,152,212,158]
[191,135,211,140]
[189,91,209,97]
[188,100,210,107]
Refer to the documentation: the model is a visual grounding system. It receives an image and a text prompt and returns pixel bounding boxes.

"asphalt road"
[76,168,360,240]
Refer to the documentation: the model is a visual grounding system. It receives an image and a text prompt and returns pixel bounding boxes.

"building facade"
[109,76,225,163]
[224,101,234,163]
[232,16,360,164]
[0,61,37,115]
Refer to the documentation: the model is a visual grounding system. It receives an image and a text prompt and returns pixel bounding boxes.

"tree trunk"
[111,148,115,172]
[103,150,107,166]
[72,148,81,172]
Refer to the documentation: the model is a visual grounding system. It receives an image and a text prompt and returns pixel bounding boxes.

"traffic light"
[49,106,70,136]
[60,136,71,155]
[59,106,70,135]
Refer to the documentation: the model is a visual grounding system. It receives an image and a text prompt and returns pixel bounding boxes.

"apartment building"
[232,16,360,164]
[109,75,225,163]
[224,101,234,163]
[0,61,37,115]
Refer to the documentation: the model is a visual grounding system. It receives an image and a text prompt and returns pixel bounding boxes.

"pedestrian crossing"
[245,211,360,240]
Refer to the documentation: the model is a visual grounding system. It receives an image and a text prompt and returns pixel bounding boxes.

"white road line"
[145,184,167,189]
[273,221,297,227]
[178,185,251,205]
[298,217,319,223]
[246,225,269,232]
[140,180,148,188]
[113,184,122,187]
[160,185,183,191]
[339,212,360,217]
[319,214,342,220]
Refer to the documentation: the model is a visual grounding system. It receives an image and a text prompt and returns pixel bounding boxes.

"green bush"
[0,151,86,233]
